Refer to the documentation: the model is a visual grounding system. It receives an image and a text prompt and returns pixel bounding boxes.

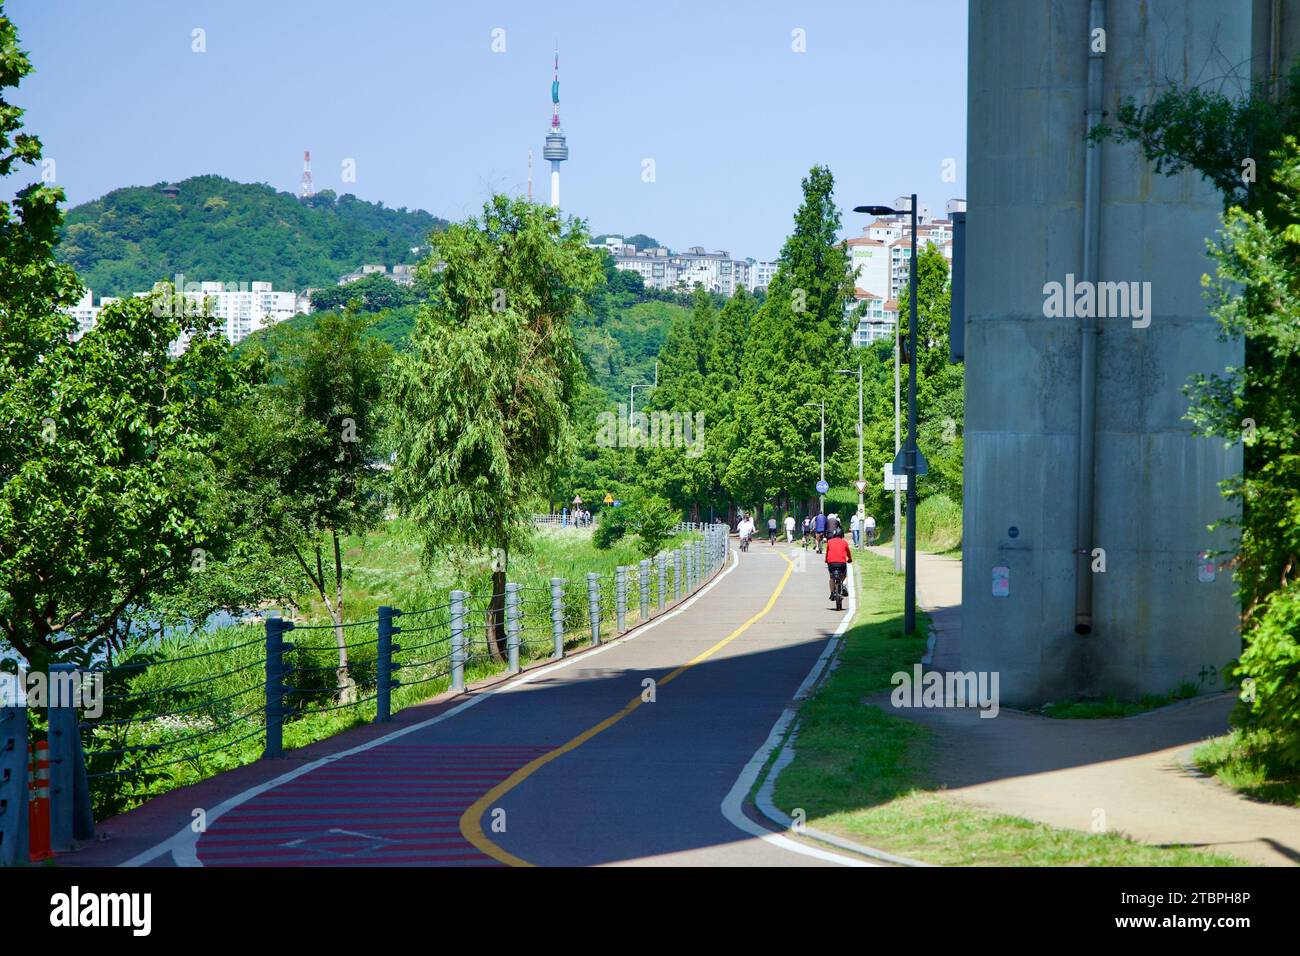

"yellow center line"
[459,551,796,866]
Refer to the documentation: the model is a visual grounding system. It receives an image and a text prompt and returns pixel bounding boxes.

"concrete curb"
[747,558,933,868]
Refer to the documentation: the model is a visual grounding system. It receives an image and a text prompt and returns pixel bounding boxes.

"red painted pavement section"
[194,744,553,866]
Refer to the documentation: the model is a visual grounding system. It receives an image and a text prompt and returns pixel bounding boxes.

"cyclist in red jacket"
[824,529,852,601]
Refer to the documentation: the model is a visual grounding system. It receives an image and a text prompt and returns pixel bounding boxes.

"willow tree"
[390,196,603,660]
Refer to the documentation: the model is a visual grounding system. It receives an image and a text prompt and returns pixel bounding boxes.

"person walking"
[850,511,861,547]
[784,513,796,543]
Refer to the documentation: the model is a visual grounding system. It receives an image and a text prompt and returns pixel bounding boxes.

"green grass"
[1193,729,1300,807]
[914,494,962,552]
[1040,682,1203,719]
[854,494,962,557]
[770,551,1241,866]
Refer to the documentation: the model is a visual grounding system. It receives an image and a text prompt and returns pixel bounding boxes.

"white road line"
[719,552,876,867]
[121,549,742,867]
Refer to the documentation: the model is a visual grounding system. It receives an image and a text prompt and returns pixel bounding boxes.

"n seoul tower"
[542,47,568,208]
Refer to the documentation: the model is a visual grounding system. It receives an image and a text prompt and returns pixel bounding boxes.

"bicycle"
[828,564,848,611]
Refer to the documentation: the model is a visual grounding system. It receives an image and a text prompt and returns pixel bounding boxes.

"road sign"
[815,479,829,495]
[572,495,583,505]
[853,479,868,494]
[883,464,909,491]
[891,446,928,476]
[603,493,614,504]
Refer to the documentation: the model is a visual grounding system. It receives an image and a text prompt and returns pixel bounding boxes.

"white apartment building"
[849,290,900,348]
[67,290,119,341]
[64,280,300,355]
[598,240,777,296]
[389,264,419,286]
[846,197,964,301]
[748,258,777,291]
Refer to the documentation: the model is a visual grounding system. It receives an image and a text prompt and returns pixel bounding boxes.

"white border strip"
[723,553,929,867]
[121,549,741,867]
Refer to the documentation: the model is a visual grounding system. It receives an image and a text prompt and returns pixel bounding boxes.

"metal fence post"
[505,583,521,674]
[639,559,650,622]
[550,578,566,658]
[673,550,683,602]
[0,694,27,867]
[47,664,93,849]
[263,617,291,759]
[587,572,601,646]
[376,606,401,723]
[696,540,704,583]
[450,590,467,693]
[656,553,667,612]
[616,566,627,633]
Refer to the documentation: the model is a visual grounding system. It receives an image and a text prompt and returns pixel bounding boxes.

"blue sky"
[6,0,967,261]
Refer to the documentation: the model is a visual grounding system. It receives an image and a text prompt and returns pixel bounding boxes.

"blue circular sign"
[816,479,829,495]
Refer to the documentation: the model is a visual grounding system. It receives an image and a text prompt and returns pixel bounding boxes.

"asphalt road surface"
[120,542,863,867]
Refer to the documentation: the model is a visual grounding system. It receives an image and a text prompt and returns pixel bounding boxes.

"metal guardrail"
[3,523,731,862]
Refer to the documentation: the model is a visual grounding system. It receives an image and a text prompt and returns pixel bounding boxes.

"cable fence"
[2,524,730,854]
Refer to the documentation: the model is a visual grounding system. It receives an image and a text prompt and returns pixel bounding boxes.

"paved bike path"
[101,543,857,867]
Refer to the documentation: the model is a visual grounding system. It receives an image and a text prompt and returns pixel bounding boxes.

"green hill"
[58,175,446,297]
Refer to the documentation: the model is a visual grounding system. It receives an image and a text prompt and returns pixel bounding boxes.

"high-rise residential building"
[845,197,964,302]
[849,291,900,347]
[594,241,777,295]
[67,290,119,341]
[63,280,301,355]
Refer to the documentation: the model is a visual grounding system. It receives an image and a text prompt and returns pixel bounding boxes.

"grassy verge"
[770,551,1241,866]
[1193,729,1300,807]
[1039,683,1203,719]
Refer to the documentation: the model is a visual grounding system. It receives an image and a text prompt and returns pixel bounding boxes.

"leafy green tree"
[0,15,243,668]
[309,273,416,314]
[897,243,963,504]
[226,309,391,698]
[727,166,855,513]
[623,494,679,557]
[389,196,603,659]
[642,289,714,517]
[702,289,758,520]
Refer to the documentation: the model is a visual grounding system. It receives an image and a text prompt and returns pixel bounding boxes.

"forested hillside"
[58,175,446,296]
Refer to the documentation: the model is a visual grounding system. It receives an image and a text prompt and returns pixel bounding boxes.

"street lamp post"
[803,400,825,512]
[836,365,864,524]
[629,383,652,429]
[855,194,919,634]
[894,331,901,573]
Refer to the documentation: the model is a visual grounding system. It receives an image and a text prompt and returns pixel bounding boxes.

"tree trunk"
[329,531,357,704]
[486,568,508,662]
